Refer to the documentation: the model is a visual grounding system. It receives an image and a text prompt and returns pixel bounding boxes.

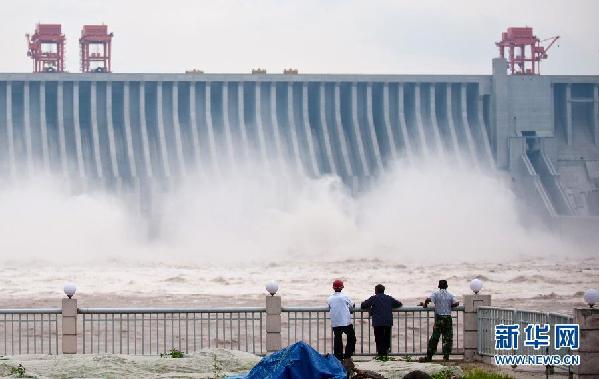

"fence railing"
[0,305,464,356]
[78,307,266,355]
[0,308,61,355]
[477,306,574,359]
[283,306,464,356]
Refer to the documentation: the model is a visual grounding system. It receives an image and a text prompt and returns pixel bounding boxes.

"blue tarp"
[228,341,346,379]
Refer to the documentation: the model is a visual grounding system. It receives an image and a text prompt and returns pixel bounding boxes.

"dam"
[1,59,599,227]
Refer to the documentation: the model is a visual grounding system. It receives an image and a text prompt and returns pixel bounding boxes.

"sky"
[2,0,598,75]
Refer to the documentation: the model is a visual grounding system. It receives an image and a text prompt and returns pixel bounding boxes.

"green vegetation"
[462,368,514,379]
[160,348,185,358]
[212,353,224,376]
[431,368,455,379]
[373,355,396,362]
[429,366,515,379]
[10,364,26,378]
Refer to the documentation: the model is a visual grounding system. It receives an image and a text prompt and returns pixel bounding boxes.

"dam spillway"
[0,74,494,184]
[1,59,599,222]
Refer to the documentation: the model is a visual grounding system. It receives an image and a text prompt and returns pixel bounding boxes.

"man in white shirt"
[327,279,356,361]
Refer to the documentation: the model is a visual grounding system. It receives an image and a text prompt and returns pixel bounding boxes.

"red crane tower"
[496,27,559,75]
[26,24,66,73]
[79,25,113,73]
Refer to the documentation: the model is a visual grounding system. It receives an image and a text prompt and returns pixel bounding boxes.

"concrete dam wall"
[1,59,599,223]
[0,74,493,187]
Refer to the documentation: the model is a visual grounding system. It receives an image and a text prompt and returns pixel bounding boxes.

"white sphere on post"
[583,288,599,308]
[266,280,279,296]
[470,278,483,294]
[63,282,76,299]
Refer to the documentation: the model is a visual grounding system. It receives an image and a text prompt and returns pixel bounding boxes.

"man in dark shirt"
[360,284,402,358]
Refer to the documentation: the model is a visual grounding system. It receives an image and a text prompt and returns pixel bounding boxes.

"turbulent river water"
[0,159,596,314]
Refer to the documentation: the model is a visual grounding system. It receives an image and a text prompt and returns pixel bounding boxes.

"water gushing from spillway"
[0,155,578,265]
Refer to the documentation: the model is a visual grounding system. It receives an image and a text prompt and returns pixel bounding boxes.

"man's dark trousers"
[373,325,392,357]
[332,324,356,360]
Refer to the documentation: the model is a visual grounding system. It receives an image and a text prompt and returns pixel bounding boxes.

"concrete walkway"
[0,350,260,378]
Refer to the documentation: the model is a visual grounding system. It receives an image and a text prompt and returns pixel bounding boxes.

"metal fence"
[283,306,464,356]
[0,304,464,356]
[78,307,266,355]
[0,308,61,355]
[477,306,573,359]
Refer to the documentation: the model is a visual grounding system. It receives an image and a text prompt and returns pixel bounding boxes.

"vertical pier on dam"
[1,69,599,222]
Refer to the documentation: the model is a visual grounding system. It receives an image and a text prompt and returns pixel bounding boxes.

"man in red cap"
[327,279,356,362]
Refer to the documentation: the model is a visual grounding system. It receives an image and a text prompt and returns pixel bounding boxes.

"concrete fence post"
[575,307,599,377]
[265,295,282,353]
[463,294,491,361]
[61,297,78,354]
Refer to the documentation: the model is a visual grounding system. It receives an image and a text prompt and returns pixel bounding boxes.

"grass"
[430,368,455,379]
[429,367,515,379]
[462,368,514,379]
[373,355,396,362]
[10,364,27,378]
[160,348,185,358]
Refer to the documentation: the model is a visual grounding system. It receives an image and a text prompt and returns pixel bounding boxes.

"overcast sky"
[2,0,598,74]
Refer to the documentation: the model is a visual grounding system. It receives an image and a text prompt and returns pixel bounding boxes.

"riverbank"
[0,352,464,379]
[0,351,571,378]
